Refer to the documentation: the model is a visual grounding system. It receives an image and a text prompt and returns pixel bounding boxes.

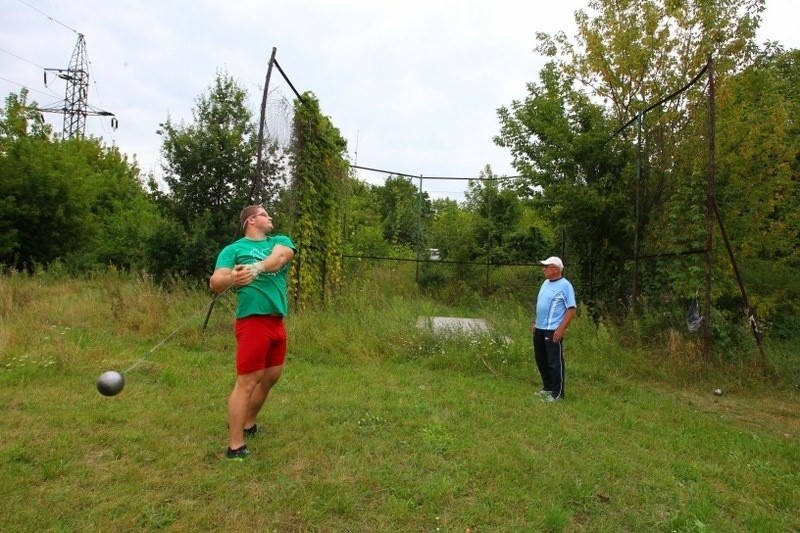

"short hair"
[239,205,263,231]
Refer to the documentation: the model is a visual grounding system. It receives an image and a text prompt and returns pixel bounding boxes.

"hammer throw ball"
[97,370,125,396]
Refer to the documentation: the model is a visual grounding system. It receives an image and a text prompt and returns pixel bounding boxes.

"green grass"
[1,268,798,531]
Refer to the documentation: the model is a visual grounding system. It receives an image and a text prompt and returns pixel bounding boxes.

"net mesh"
[250,70,295,209]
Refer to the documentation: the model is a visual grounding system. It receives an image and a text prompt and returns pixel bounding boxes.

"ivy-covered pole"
[288,92,348,310]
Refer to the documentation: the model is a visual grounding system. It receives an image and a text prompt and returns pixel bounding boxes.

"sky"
[2,0,798,201]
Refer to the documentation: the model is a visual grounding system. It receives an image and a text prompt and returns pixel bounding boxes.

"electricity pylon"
[39,33,117,138]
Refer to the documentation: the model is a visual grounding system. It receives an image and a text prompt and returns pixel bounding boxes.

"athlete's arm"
[209,265,251,293]
[250,244,295,274]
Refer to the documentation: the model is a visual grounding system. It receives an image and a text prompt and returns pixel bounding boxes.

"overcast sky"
[2,0,798,200]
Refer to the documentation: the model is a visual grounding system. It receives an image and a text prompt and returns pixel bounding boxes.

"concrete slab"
[416,316,491,335]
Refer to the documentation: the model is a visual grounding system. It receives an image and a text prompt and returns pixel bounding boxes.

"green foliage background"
[2,0,800,361]
[0,90,158,272]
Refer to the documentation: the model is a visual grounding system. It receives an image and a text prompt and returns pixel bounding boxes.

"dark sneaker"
[244,424,259,437]
[226,445,249,460]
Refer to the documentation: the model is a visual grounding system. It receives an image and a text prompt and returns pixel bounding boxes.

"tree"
[540,0,764,122]
[427,199,479,281]
[497,0,767,314]
[377,175,432,249]
[708,46,800,337]
[153,72,259,278]
[463,165,548,265]
[1,90,158,271]
[341,177,389,258]
[60,140,160,269]
[496,63,634,310]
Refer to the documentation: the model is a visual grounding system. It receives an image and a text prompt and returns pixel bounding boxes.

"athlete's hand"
[232,265,254,286]
[246,262,265,277]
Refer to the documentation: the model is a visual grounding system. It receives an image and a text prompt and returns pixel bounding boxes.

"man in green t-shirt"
[210,205,296,460]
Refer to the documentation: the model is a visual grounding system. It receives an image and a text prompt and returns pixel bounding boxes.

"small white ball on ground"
[97,371,125,396]
[713,388,723,396]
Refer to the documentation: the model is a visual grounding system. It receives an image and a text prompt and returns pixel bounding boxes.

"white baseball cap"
[539,256,564,269]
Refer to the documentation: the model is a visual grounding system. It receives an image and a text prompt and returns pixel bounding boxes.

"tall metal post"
[485,176,493,292]
[251,47,278,207]
[632,111,642,304]
[416,175,423,283]
[204,48,278,331]
[703,55,715,358]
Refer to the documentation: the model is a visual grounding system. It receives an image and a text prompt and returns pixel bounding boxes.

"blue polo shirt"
[535,277,576,330]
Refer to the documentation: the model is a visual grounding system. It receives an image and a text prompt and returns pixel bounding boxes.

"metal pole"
[486,176,493,293]
[252,47,278,208]
[632,111,642,304]
[416,175,422,283]
[703,54,715,358]
[203,48,277,331]
[711,199,768,368]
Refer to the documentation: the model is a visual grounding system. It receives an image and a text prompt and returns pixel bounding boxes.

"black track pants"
[533,328,565,399]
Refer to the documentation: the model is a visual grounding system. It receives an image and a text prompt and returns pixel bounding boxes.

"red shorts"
[234,315,287,375]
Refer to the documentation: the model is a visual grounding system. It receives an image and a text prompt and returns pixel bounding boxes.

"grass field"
[1,268,798,531]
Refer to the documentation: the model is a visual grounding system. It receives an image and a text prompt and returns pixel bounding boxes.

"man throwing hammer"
[210,205,296,460]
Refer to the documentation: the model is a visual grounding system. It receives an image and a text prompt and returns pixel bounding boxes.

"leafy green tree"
[427,199,479,281]
[708,46,800,337]
[377,175,432,249]
[0,90,158,271]
[463,165,549,265]
[545,0,764,276]
[496,63,634,309]
[0,89,51,143]
[541,0,764,122]
[61,140,159,269]
[341,177,389,258]
[158,72,256,224]
[152,72,259,278]
[497,0,766,315]
[0,90,51,262]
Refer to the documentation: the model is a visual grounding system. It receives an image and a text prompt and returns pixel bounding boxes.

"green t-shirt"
[214,235,296,319]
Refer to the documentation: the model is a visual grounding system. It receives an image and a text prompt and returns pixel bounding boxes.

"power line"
[0,75,60,99]
[1,47,45,70]
[0,48,63,99]
[16,0,79,34]
[351,164,524,181]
